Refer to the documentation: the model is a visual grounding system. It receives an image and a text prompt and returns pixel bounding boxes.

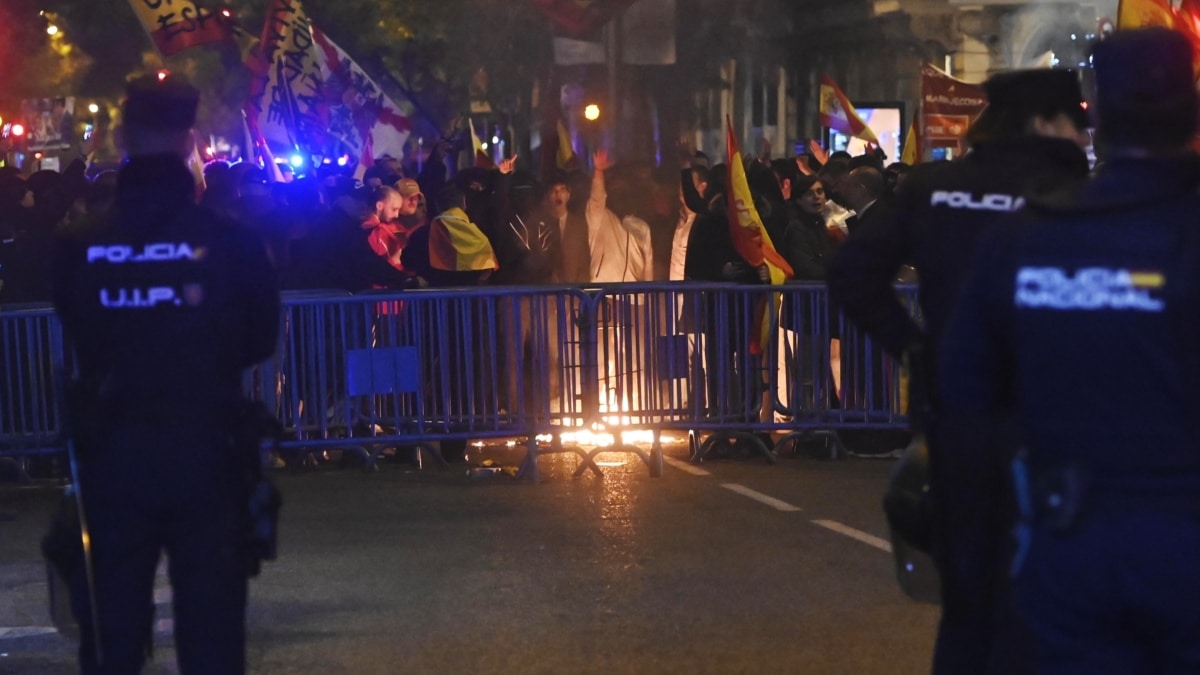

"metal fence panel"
[2,283,920,479]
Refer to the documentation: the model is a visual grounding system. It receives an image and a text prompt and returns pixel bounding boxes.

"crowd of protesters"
[0,129,913,307]
[0,129,914,440]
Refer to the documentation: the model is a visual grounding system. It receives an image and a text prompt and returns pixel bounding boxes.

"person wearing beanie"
[51,74,280,674]
[827,64,1092,674]
[940,27,1200,674]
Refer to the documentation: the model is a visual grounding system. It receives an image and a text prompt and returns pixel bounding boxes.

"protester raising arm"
[587,149,615,224]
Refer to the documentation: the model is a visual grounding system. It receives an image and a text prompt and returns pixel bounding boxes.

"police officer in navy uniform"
[52,75,280,673]
[940,28,1200,674]
[827,72,1092,673]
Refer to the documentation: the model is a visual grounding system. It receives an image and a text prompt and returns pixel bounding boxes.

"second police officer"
[940,27,1200,674]
[827,67,1093,672]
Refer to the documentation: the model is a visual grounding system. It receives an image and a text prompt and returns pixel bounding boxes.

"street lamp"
[584,104,601,122]
[46,24,59,36]
[88,103,99,114]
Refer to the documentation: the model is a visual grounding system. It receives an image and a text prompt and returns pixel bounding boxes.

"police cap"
[1092,27,1198,149]
[122,73,199,131]
[983,68,1089,130]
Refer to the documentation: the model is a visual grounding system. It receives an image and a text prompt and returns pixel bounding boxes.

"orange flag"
[725,117,793,355]
[819,75,879,144]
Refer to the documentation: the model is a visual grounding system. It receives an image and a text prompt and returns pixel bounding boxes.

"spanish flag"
[725,117,793,355]
[469,118,494,169]
[187,139,206,203]
[1119,0,1200,74]
[899,119,920,165]
[1118,0,1178,28]
[429,207,499,272]
[126,0,233,57]
[819,75,879,145]
[556,120,579,170]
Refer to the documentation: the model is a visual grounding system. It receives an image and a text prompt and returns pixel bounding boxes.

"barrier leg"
[517,437,540,484]
[700,430,776,464]
[688,430,702,463]
[0,457,33,484]
[649,432,664,478]
[570,448,606,479]
[777,430,845,460]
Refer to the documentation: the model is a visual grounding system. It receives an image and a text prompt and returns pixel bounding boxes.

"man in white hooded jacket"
[585,150,654,283]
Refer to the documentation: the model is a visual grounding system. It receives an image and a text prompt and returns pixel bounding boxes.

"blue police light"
[289,154,304,168]
[337,156,349,167]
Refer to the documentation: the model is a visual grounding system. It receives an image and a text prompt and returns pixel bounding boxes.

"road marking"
[811,519,893,553]
[663,456,710,476]
[720,483,802,512]
[0,627,58,640]
[666,459,893,553]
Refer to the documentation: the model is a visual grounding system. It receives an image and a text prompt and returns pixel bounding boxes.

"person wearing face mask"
[827,68,1092,675]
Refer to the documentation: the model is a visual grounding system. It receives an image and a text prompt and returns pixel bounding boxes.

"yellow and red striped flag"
[899,118,920,165]
[725,117,793,355]
[430,207,499,272]
[556,120,579,170]
[1118,0,1178,28]
[469,118,494,168]
[186,138,207,202]
[1119,0,1200,75]
[127,0,233,57]
[819,75,879,145]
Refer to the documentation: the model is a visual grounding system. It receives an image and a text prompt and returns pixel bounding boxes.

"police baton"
[53,369,103,665]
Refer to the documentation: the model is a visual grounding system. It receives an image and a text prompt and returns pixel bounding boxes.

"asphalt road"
[0,438,938,674]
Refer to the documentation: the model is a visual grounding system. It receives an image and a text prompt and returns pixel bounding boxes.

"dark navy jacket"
[939,154,1200,475]
[828,137,1091,366]
[53,155,280,426]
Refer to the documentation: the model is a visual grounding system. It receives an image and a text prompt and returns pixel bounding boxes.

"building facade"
[685,0,1118,161]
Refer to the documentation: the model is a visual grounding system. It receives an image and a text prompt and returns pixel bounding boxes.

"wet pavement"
[0,438,938,674]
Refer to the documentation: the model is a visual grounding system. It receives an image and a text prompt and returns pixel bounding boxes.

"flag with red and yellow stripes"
[1118,0,1178,28]
[430,207,498,272]
[1119,0,1200,75]
[725,117,793,355]
[556,120,579,170]
[819,75,879,144]
[126,0,233,57]
[900,118,920,165]
[469,118,494,169]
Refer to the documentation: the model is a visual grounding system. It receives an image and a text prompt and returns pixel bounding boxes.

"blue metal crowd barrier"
[1,303,65,480]
[1,283,919,482]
